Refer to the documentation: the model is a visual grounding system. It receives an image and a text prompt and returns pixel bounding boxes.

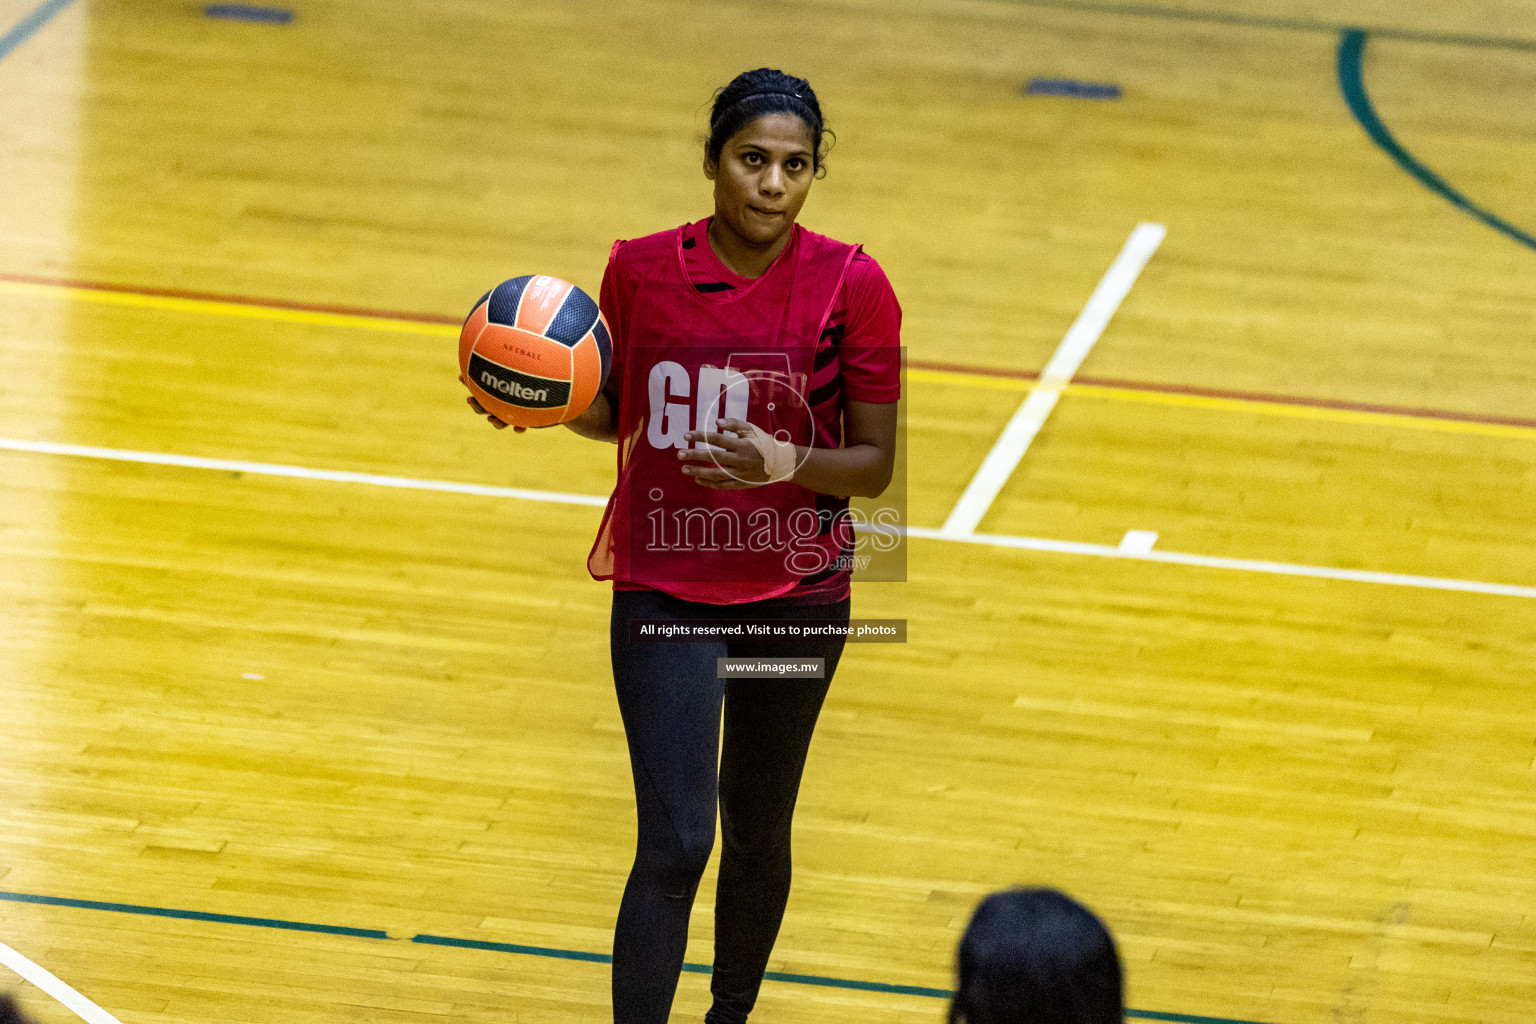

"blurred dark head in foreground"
[950,887,1123,1024]
[0,995,35,1024]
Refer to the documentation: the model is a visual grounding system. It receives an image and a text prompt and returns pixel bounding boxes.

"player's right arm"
[561,390,618,442]
[560,247,624,443]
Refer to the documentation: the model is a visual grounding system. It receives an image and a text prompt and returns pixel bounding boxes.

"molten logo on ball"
[481,370,549,404]
[467,352,569,409]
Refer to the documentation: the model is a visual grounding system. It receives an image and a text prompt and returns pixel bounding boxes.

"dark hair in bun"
[706,68,831,176]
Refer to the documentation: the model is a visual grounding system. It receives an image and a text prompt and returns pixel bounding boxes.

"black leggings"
[609,589,851,1024]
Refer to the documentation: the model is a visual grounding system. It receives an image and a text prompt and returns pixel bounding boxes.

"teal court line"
[1337,29,1536,253]
[0,889,1279,1024]
[0,0,77,62]
[1000,0,1536,52]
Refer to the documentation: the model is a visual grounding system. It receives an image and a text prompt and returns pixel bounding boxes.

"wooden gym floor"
[1,1,1533,1022]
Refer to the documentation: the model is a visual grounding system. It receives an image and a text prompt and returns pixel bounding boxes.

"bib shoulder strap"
[612,227,681,265]
[791,226,862,337]
[792,224,860,268]
[608,226,686,310]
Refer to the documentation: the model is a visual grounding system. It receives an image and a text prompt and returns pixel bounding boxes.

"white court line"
[941,223,1167,538]
[1118,529,1159,554]
[0,438,609,507]
[2,436,1533,600]
[904,527,1536,599]
[0,939,123,1024]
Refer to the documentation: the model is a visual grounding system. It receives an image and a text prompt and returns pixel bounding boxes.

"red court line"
[1075,374,1536,430]
[0,270,461,326]
[6,271,1530,431]
[909,359,1041,381]
[909,359,1536,431]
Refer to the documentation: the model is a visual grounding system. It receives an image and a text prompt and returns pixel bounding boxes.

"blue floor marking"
[205,4,295,24]
[0,888,1285,1023]
[1025,77,1123,99]
[1337,29,1536,253]
[0,0,79,62]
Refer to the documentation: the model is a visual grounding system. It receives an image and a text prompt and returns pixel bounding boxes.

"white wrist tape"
[740,423,798,483]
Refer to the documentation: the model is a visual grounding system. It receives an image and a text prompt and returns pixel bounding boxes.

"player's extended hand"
[678,418,773,488]
[461,374,527,433]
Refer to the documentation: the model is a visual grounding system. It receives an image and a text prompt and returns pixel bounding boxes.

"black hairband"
[716,89,819,130]
[739,89,808,104]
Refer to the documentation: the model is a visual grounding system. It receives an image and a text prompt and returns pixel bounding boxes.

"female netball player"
[468,68,901,1024]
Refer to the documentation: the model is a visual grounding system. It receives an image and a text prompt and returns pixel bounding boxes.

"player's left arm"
[784,401,896,497]
[795,254,902,497]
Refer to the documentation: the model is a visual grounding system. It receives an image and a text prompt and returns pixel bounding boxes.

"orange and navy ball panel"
[485,276,611,387]
[485,276,530,327]
[566,333,606,419]
[477,322,576,382]
[485,276,599,339]
[511,276,570,335]
[459,300,489,374]
[545,286,600,346]
[592,316,612,390]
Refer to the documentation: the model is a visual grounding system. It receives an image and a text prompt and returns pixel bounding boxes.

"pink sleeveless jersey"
[587,223,861,604]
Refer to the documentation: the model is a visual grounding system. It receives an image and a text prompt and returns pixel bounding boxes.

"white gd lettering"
[694,366,749,449]
[647,361,691,449]
[646,362,749,450]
